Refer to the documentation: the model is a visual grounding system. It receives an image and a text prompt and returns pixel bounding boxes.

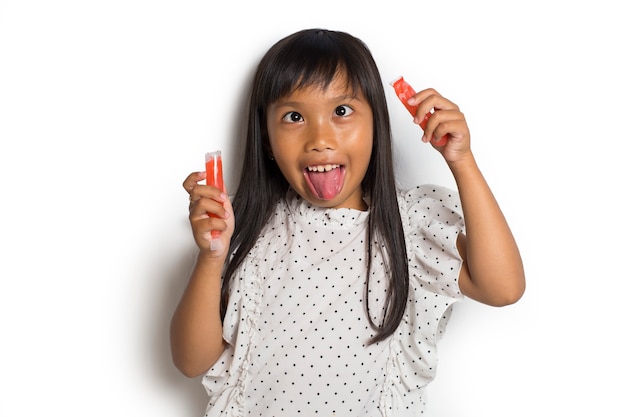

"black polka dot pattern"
[202,186,465,416]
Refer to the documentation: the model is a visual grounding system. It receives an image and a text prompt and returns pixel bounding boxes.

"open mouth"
[304,164,345,200]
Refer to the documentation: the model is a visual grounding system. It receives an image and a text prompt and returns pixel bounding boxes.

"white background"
[1,1,624,416]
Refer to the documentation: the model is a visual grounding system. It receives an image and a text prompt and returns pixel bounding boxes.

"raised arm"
[410,88,525,306]
[170,172,235,377]
[449,155,525,306]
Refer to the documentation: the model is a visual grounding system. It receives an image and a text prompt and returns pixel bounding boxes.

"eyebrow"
[272,93,362,109]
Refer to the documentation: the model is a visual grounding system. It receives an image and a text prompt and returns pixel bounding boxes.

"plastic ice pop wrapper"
[205,150,225,247]
[390,76,448,146]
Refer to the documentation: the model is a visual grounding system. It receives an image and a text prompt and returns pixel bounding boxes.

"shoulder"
[397,184,464,228]
[398,185,466,300]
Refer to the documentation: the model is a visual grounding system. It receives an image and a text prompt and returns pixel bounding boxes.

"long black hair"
[223,28,409,344]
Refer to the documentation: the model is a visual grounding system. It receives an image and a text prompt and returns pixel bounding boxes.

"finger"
[182,171,207,194]
[409,88,445,107]
[411,92,458,124]
[189,209,229,252]
[189,193,229,220]
[189,190,227,217]
[191,216,228,236]
[408,87,440,104]
[427,108,464,129]
[429,118,469,146]
[188,217,219,251]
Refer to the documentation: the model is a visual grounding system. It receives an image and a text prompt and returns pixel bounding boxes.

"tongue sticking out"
[306,166,344,200]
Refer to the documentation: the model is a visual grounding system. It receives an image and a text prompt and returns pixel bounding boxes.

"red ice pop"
[205,150,225,241]
[390,76,448,146]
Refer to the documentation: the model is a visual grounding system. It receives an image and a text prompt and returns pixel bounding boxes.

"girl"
[171,28,525,416]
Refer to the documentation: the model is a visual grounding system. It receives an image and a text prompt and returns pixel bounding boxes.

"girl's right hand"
[408,88,472,164]
[183,171,234,258]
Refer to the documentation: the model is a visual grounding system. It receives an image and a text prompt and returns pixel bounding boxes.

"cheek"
[269,138,294,168]
[270,142,300,181]
[359,146,374,173]
[352,129,374,167]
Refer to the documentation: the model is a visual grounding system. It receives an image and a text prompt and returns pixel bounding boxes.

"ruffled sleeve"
[382,185,466,408]
[399,184,465,301]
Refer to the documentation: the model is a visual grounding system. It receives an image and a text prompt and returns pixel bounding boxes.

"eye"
[334,105,353,117]
[282,111,303,123]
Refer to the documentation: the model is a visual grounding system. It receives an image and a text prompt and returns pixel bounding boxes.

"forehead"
[277,70,360,102]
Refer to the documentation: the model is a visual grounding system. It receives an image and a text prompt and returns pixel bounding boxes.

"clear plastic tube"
[390,76,449,146]
[205,150,224,242]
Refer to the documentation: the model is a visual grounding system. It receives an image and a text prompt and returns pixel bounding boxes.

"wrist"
[447,152,478,178]
[195,250,227,272]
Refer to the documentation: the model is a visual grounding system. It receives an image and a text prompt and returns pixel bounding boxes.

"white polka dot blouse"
[202,185,465,416]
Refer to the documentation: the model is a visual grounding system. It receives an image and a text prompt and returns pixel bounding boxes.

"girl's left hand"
[408,88,471,163]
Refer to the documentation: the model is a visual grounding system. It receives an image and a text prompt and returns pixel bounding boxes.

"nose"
[305,119,337,152]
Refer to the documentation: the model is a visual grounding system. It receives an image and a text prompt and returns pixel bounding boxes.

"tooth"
[308,164,340,172]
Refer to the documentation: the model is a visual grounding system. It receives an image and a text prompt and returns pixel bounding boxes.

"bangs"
[257,30,365,103]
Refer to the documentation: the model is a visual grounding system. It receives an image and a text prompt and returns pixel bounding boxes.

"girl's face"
[266,73,373,210]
